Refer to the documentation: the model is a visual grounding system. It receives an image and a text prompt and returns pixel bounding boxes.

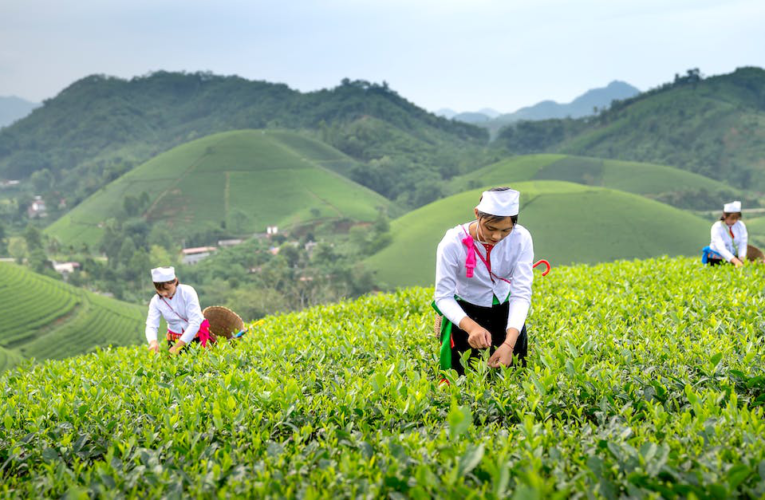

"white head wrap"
[723,201,742,213]
[151,266,176,282]
[475,189,520,216]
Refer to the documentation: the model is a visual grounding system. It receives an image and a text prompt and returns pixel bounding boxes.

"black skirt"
[449,299,528,376]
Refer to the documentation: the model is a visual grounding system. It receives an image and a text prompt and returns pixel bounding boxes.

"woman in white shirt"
[145,266,213,354]
[704,201,747,268]
[434,187,533,376]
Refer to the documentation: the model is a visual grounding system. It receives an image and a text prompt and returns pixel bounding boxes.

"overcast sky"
[1,0,763,113]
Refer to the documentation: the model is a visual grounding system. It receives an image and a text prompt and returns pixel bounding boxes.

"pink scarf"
[460,225,511,284]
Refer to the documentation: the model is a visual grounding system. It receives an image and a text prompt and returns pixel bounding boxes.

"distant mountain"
[435,108,458,119]
[482,81,640,132]
[493,67,765,190]
[436,107,501,121]
[478,108,501,118]
[453,112,491,123]
[0,96,39,128]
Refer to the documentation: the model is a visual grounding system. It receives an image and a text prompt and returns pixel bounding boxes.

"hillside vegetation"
[0,72,487,210]
[450,154,750,210]
[0,262,147,370]
[366,181,710,287]
[496,67,765,190]
[1,257,764,497]
[45,130,394,247]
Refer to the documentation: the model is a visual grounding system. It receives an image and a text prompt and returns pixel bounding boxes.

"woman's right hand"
[148,340,160,354]
[732,257,744,268]
[467,326,492,349]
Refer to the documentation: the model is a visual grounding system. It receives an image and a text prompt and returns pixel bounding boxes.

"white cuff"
[436,297,468,329]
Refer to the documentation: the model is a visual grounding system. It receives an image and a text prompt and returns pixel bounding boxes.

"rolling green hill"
[739,216,765,247]
[0,262,147,370]
[495,67,765,189]
[366,181,711,287]
[45,130,395,247]
[449,154,745,209]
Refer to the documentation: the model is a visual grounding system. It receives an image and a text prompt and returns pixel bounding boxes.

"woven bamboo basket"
[434,314,442,340]
[747,244,765,263]
[203,306,246,340]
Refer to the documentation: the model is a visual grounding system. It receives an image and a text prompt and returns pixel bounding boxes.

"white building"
[27,196,47,218]
[181,246,217,265]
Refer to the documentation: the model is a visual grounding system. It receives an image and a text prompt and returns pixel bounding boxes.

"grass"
[0,262,147,369]
[45,130,392,247]
[366,180,711,288]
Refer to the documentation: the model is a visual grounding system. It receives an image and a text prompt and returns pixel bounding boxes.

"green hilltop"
[366,181,711,288]
[46,130,394,247]
[0,261,147,371]
[495,67,765,190]
[449,154,747,209]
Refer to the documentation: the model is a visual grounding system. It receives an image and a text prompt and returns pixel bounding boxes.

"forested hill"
[496,67,765,190]
[0,72,488,206]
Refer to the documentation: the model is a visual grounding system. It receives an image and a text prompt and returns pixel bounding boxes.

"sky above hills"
[1,0,763,112]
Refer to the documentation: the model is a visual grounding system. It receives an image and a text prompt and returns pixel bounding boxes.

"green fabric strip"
[432,300,453,371]
[431,292,510,372]
[439,317,453,371]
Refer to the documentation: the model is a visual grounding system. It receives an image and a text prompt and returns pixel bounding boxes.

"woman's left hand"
[168,340,186,355]
[488,343,514,368]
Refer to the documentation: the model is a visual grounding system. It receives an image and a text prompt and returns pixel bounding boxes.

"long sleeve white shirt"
[710,220,748,262]
[145,284,205,344]
[435,222,534,332]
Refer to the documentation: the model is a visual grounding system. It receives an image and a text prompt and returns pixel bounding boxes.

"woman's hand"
[459,317,491,349]
[488,342,514,368]
[148,340,160,354]
[168,340,186,355]
[489,327,520,367]
[732,257,744,268]
[467,326,492,349]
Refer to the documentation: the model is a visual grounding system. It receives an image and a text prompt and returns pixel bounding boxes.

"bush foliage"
[2,257,765,497]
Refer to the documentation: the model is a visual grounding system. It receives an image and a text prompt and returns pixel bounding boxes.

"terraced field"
[0,262,148,369]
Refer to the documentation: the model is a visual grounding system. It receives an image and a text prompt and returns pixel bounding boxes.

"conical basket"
[203,306,246,340]
[747,244,765,263]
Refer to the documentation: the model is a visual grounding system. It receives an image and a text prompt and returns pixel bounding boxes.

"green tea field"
[366,181,711,288]
[1,257,764,497]
[45,130,393,247]
[0,262,147,370]
[449,154,738,198]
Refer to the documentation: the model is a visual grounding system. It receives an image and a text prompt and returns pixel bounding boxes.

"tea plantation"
[0,262,147,369]
[1,257,765,497]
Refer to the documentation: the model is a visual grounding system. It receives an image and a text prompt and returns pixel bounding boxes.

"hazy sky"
[1,0,763,112]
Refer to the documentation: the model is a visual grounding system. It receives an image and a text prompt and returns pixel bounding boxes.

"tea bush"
[1,257,764,498]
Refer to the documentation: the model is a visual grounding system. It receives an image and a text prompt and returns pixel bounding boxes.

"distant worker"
[702,201,747,267]
[146,266,213,355]
[433,187,533,376]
